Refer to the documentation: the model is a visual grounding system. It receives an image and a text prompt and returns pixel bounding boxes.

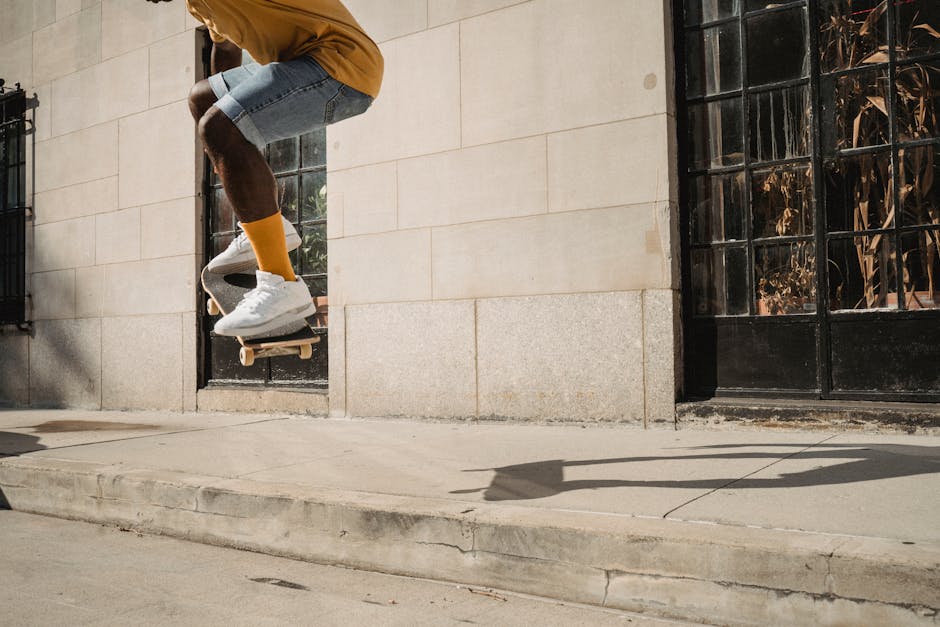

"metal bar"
[835,144,896,158]
[687,163,746,177]
[739,5,755,316]
[894,50,940,67]
[825,227,896,238]
[687,79,812,106]
[686,76,811,105]
[683,0,807,31]
[896,136,940,150]
[887,0,903,311]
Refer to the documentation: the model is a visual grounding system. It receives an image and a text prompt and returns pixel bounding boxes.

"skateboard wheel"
[207,299,220,316]
[299,343,313,360]
[239,347,255,367]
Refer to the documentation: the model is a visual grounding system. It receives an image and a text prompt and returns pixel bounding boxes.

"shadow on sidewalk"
[451,442,940,501]
[0,432,46,510]
[0,432,46,457]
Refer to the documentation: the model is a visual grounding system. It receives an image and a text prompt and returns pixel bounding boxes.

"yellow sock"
[240,213,297,282]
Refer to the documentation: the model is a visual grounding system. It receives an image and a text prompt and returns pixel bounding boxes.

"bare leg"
[188,80,277,224]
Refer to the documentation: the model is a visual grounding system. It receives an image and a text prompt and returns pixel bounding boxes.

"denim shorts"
[208,55,374,149]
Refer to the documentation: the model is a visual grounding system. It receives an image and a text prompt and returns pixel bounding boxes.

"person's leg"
[201,57,372,337]
[197,107,295,280]
[188,79,217,123]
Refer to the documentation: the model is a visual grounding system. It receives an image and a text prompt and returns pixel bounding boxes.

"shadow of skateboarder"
[450,442,940,501]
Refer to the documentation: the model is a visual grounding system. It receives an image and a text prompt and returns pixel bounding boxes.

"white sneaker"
[206,215,302,274]
[214,271,316,338]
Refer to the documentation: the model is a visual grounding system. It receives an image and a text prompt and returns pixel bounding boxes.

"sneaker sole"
[214,302,317,338]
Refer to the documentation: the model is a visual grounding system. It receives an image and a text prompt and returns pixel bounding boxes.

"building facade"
[0,1,936,421]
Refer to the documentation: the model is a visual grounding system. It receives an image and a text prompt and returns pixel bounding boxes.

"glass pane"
[686,23,742,97]
[746,8,808,86]
[691,246,748,315]
[752,164,815,238]
[725,246,749,314]
[301,128,326,168]
[896,0,940,59]
[896,62,940,141]
[302,276,328,299]
[828,234,898,310]
[301,171,328,222]
[689,98,744,169]
[299,224,328,275]
[818,0,887,73]
[5,127,24,162]
[268,137,299,174]
[210,233,234,258]
[900,228,940,309]
[686,0,741,25]
[690,171,746,242]
[755,240,817,315]
[16,167,25,206]
[211,187,235,234]
[900,145,940,226]
[825,151,894,232]
[750,84,811,162]
[744,0,787,10]
[277,176,299,223]
[821,68,890,153]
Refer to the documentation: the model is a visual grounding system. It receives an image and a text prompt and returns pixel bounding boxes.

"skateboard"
[201,266,326,367]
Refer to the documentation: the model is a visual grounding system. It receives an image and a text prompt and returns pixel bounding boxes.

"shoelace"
[227,231,250,252]
[238,282,280,314]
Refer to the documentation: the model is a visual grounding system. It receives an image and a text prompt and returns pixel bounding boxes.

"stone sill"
[197,386,328,415]
[677,397,940,435]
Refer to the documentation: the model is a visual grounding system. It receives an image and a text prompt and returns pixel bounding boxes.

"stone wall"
[0,0,682,423]
[328,0,681,423]
[0,0,201,410]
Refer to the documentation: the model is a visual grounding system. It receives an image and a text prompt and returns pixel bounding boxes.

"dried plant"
[821,1,939,309]
[757,241,817,315]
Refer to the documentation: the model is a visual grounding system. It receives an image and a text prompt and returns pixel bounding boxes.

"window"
[203,130,329,387]
[0,82,30,329]
[680,0,940,399]
[199,41,329,387]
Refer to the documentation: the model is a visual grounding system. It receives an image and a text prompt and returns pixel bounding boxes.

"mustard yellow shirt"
[186,0,384,98]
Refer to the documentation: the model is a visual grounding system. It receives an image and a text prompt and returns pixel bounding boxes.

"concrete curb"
[1,456,937,626]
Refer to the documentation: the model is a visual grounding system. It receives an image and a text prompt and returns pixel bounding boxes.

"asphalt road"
[0,510,690,626]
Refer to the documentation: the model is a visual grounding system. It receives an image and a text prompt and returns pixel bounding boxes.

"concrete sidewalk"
[1,409,938,625]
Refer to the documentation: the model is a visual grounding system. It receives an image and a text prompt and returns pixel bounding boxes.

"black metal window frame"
[0,80,33,331]
[678,0,940,401]
[198,36,329,388]
[201,130,330,388]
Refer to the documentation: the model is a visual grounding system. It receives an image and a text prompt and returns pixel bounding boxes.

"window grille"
[203,130,330,386]
[0,80,31,330]
[197,34,329,388]
[680,1,940,400]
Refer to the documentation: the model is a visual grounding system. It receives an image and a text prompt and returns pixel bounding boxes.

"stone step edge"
[677,399,940,435]
[0,456,937,626]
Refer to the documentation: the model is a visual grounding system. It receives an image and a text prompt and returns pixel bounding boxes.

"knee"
[188,80,217,122]
[198,106,241,154]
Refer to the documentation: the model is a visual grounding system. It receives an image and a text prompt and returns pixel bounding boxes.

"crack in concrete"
[602,568,938,615]
[662,434,840,519]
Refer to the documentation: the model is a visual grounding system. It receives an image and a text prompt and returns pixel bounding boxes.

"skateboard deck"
[201,266,324,367]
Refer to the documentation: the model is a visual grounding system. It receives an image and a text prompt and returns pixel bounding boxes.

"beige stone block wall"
[0,1,202,411]
[0,0,683,421]
[327,0,681,423]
